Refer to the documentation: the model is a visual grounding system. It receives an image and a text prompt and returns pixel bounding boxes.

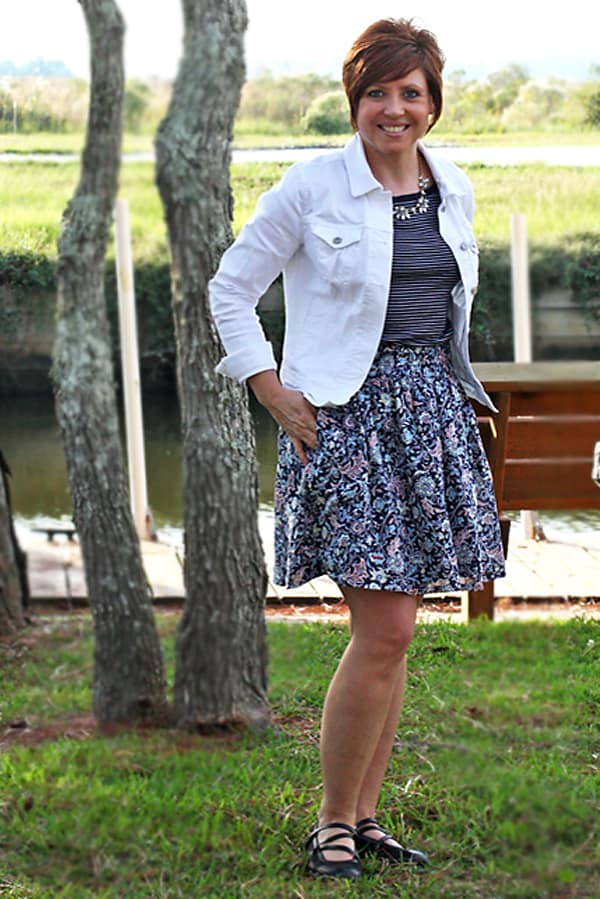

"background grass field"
[2,159,600,265]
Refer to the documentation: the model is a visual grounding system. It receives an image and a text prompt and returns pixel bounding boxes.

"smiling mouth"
[379,124,409,134]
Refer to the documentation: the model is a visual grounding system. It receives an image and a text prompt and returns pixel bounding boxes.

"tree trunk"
[155,0,269,730]
[0,452,27,636]
[52,0,169,726]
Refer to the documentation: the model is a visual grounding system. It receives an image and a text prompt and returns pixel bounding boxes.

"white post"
[511,214,532,365]
[114,198,151,541]
[510,213,536,540]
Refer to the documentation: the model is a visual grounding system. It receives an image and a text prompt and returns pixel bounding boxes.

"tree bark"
[52,0,169,725]
[0,452,27,636]
[155,0,269,729]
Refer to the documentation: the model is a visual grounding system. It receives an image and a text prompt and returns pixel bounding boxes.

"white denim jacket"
[209,133,495,411]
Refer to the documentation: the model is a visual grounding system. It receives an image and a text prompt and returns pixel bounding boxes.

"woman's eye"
[404,89,420,99]
[366,89,384,98]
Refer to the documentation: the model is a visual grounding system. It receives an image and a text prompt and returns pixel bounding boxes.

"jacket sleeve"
[208,163,306,383]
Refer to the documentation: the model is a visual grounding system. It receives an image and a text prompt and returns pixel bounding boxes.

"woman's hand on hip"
[269,388,317,465]
[248,370,317,465]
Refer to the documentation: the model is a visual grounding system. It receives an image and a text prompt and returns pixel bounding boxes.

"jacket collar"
[343,134,383,197]
[343,133,469,199]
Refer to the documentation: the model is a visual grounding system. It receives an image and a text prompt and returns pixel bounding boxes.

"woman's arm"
[209,163,318,463]
[208,163,306,384]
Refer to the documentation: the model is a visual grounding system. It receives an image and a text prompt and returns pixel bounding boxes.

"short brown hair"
[342,18,445,132]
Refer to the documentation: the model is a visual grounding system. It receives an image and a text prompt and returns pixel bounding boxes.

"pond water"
[0,145,598,166]
[229,145,600,167]
[1,392,599,540]
[0,393,276,528]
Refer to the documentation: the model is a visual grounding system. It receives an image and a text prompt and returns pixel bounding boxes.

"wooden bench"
[466,361,600,620]
[31,521,77,543]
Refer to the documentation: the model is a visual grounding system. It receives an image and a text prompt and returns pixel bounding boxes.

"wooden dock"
[18,520,600,618]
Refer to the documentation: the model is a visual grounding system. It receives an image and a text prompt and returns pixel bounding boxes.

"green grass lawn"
[1,614,599,897]
[2,159,600,265]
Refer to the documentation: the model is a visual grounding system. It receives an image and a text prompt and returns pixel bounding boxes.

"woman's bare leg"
[354,654,407,824]
[316,588,417,857]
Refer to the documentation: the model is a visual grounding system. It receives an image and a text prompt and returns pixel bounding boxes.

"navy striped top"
[381,185,459,344]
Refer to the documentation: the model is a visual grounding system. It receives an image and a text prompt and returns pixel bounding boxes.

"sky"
[2,0,598,82]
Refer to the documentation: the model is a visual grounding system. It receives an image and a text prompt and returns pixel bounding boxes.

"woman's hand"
[248,370,317,465]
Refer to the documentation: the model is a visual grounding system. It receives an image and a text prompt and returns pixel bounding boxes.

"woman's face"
[355,68,434,163]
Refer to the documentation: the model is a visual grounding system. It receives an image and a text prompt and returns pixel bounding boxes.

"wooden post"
[462,581,495,622]
[510,213,536,540]
[114,198,151,541]
[511,214,532,364]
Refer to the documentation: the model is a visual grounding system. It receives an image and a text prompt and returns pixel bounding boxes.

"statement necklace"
[392,160,430,222]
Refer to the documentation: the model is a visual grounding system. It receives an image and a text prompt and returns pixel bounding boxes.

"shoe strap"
[356,817,393,840]
[306,821,356,852]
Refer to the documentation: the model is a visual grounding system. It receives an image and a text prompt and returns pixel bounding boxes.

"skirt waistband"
[377,339,451,356]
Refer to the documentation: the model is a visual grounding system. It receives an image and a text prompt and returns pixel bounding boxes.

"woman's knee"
[343,588,418,665]
[366,619,415,660]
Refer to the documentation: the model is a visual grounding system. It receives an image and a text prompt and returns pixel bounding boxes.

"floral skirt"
[273,342,506,594]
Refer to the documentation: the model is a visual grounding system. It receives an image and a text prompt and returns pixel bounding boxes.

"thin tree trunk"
[155,0,269,729]
[52,0,169,725]
[0,452,26,635]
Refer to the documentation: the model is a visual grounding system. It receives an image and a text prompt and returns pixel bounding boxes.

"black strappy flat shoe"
[305,821,361,879]
[355,816,429,866]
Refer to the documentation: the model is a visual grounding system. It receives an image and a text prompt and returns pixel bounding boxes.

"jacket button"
[332,236,342,245]
[471,287,478,296]
[460,241,468,250]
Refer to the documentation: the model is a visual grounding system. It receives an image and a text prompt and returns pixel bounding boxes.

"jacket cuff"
[215,342,277,383]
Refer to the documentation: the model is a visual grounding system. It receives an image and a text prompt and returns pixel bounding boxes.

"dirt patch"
[0,712,97,750]
[0,712,319,755]
[265,600,351,620]
[0,708,317,753]
[0,712,247,752]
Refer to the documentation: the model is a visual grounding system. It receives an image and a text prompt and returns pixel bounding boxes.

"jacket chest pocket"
[305,223,363,286]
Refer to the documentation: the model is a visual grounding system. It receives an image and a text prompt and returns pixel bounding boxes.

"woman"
[209,18,506,880]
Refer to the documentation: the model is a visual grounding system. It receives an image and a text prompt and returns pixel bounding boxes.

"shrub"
[239,73,340,131]
[302,91,352,135]
[584,88,600,127]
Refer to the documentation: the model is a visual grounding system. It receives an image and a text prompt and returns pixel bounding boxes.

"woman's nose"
[384,94,405,116]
